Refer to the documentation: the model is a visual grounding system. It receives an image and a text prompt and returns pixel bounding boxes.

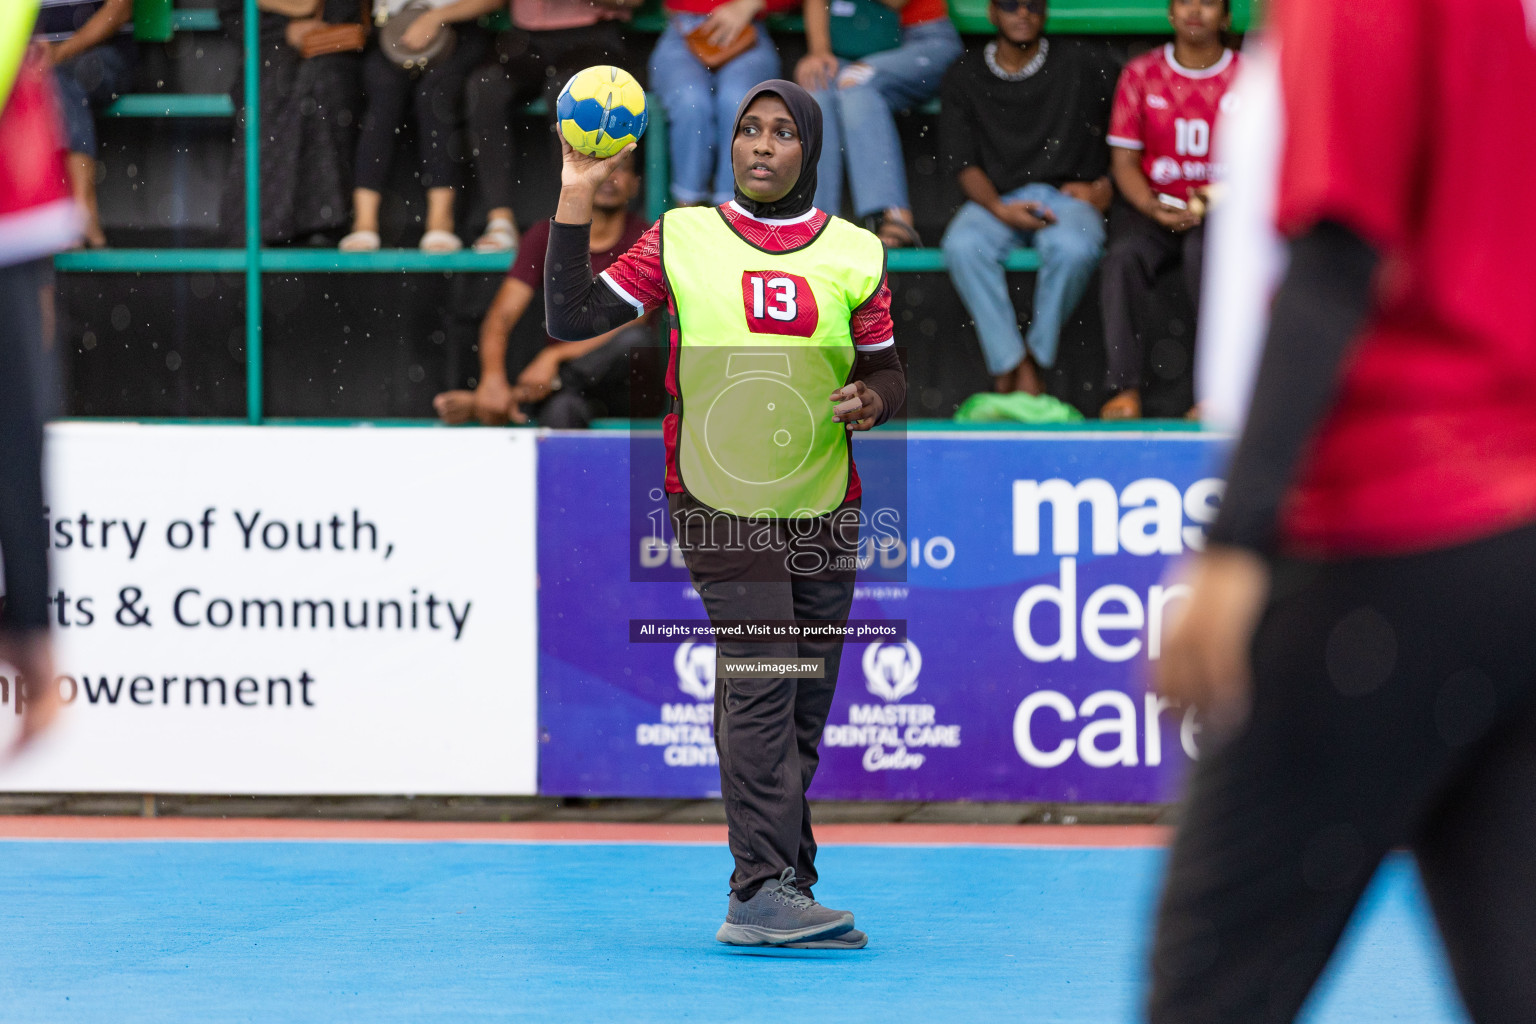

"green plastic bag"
[953,392,1085,425]
[132,0,173,43]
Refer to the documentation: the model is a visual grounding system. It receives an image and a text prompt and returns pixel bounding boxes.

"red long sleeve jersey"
[1270,0,1536,554]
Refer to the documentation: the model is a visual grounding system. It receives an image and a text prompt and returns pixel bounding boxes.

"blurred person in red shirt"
[1153,1,1536,1020]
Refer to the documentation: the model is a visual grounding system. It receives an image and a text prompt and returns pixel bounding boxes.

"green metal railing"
[243,0,260,423]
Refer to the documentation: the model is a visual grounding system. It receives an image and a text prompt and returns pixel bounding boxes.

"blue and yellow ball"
[556,65,648,160]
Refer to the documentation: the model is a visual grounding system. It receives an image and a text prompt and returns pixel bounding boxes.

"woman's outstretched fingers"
[831,380,882,430]
[830,381,863,422]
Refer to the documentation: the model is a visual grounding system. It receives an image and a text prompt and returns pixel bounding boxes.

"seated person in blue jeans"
[795,0,961,246]
[938,0,1115,394]
[649,0,783,206]
[36,0,135,249]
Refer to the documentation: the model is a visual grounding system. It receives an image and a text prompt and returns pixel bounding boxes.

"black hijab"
[730,80,822,220]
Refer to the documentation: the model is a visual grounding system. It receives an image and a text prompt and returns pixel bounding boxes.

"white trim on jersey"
[855,337,895,351]
[1106,135,1145,150]
[1164,43,1235,80]
[725,201,819,226]
[1194,41,1286,433]
[598,270,646,317]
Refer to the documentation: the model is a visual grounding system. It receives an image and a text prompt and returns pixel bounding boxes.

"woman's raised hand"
[556,139,636,224]
[560,137,636,193]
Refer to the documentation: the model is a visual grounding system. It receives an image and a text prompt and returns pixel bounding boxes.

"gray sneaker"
[781,928,868,949]
[716,867,855,946]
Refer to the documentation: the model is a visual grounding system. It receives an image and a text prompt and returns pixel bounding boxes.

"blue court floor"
[1,840,1467,1023]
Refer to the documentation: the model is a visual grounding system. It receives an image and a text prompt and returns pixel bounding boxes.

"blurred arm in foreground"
[0,41,79,757]
[1154,220,1379,735]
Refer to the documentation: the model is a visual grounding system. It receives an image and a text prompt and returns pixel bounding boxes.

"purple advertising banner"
[537,429,1226,803]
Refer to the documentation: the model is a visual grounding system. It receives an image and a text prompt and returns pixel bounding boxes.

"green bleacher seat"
[946,0,1251,34]
[103,94,235,117]
[56,249,517,274]
[54,249,247,273]
[627,0,1249,35]
[887,248,1039,272]
[171,8,221,32]
[259,250,518,273]
[54,245,1036,275]
[101,93,534,120]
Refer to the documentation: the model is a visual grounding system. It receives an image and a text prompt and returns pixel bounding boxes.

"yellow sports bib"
[661,207,885,518]
[0,1,40,113]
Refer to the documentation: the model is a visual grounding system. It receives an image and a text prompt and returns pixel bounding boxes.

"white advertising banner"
[0,425,538,795]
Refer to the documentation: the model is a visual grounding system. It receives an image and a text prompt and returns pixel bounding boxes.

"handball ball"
[557,65,648,159]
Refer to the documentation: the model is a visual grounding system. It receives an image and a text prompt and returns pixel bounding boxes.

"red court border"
[0,817,1168,847]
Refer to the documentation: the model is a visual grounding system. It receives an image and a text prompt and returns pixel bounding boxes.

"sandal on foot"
[420,229,463,254]
[472,218,518,253]
[1101,390,1142,420]
[875,216,922,249]
[338,229,381,252]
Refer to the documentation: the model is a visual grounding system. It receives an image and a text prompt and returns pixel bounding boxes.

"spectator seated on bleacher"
[938,0,1115,395]
[433,149,651,426]
[1098,0,1236,419]
[795,0,960,247]
[648,0,783,207]
[465,0,639,254]
[340,0,496,253]
[36,0,134,249]
[254,0,369,246]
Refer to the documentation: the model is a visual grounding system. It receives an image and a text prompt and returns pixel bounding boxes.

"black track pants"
[0,259,52,631]
[465,23,627,211]
[669,492,859,900]
[1150,521,1536,1023]
[1100,202,1205,392]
